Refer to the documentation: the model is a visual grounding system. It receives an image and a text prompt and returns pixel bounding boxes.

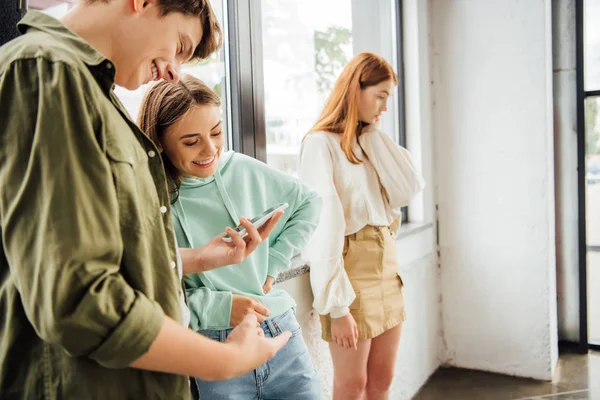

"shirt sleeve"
[185,285,233,330]
[267,182,322,279]
[0,58,164,368]
[299,134,356,318]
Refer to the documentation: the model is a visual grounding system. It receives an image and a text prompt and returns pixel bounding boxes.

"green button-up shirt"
[0,12,189,400]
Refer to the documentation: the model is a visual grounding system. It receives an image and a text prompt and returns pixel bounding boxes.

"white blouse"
[299,129,425,318]
[352,141,397,227]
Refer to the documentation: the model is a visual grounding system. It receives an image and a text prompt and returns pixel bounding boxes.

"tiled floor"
[414,348,600,400]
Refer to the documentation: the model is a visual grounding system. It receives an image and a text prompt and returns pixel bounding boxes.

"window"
[260,0,353,176]
[259,0,403,177]
[585,0,600,91]
[584,96,600,346]
[582,0,600,348]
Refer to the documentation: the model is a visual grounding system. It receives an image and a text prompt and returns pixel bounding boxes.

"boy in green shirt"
[0,1,289,399]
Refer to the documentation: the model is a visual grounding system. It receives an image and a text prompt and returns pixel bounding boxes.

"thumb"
[240,312,258,328]
[253,301,271,317]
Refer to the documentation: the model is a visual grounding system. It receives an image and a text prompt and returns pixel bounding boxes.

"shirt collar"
[18,11,110,67]
[18,11,120,93]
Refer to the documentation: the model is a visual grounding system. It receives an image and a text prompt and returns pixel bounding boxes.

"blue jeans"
[193,309,322,400]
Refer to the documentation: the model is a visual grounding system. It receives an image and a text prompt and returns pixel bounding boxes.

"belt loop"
[264,318,279,337]
[220,329,227,343]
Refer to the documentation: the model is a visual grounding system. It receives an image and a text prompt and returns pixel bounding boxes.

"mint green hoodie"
[172,151,322,331]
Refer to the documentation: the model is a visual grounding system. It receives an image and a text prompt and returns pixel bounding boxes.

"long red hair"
[307,52,398,164]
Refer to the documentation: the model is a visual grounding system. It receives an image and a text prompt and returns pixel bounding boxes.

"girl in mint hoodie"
[138,75,323,400]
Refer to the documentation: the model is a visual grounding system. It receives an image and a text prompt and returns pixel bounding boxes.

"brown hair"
[85,0,222,60]
[138,75,221,201]
[307,52,398,164]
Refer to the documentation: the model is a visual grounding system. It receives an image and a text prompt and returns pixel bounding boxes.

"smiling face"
[110,0,204,89]
[357,79,395,125]
[161,104,224,179]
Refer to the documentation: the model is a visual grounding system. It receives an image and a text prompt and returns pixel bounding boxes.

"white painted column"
[431,0,559,379]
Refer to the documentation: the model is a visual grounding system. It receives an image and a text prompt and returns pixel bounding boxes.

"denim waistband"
[199,308,297,342]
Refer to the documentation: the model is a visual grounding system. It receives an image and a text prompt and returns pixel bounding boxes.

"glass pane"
[115,1,230,149]
[260,0,353,176]
[585,0,600,91]
[585,97,600,345]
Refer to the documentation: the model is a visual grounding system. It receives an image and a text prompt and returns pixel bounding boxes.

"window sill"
[275,260,310,284]
[396,221,435,240]
[276,221,435,283]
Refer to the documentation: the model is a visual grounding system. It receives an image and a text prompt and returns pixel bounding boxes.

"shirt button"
[148,150,156,158]
[170,261,176,269]
[106,62,113,69]
[160,206,168,214]
[129,157,134,164]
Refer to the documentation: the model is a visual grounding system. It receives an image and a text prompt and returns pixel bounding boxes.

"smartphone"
[222,202,289,242]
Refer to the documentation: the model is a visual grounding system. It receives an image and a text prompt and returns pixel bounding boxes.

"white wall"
[552,0,580,343]
[391,252,441,398]
[431,0,559,380]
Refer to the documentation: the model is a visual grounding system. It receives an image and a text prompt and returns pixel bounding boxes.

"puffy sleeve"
[299,134,356,318]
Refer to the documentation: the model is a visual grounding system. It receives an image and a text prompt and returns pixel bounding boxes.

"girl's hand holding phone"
[193,211,284,273]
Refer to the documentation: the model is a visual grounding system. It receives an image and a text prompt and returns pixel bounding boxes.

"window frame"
[576,0,600,352]
[226,0,267,162]
[395,0,408,222]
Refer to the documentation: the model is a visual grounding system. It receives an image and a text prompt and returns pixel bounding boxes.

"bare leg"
[365,325,402,400]
[329,340,372,400]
